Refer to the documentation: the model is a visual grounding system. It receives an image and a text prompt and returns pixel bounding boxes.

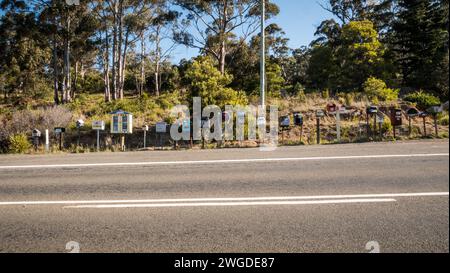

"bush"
[8,134,31,154]
[382,117,393,134]
[403,91,441,110]
[8,106,73,135]
[363,77,399,103]
[184,56,248,108]
[439,114,449,126]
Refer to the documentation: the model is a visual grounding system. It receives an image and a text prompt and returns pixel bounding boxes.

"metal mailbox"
[54,127,66,134]
[427,106,442,115]
[279,116,290,128]
[390,108,403,126]
[293,112,303,126]
[76,119,85,128]
[32,129,41,138]
[316,109,325,118]
[406,107,420,118]
[326,103,337,113]
[366,106,378,115]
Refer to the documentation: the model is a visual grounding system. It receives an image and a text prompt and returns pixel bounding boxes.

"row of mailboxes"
[279,113,304,128]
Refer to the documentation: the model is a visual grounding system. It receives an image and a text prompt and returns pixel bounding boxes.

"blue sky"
[171,0,331,62]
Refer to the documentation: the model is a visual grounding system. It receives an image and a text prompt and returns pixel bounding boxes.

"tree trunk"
[73,60,78,99]
[112,1,118,100]
[103,26,111,102]
[118,29,129,100]
[154,25,162,96]
[52,33,60,105]
[139,33,145,96]
[116,0,124,100]
[219,0,228,75]
[62,16,71,103]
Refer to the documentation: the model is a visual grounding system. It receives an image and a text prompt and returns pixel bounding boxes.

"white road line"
[0,192,447,206]
[0,153,448,170]
[64,198,398,209]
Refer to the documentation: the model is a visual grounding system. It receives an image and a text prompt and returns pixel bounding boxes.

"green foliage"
[363,77,398,103]
[184,57,248,108]
[393,0,449,99]
[403,91,441,110]
[337,20,384,91]
[381,117,393,134]
[8,134,31,154]
[438,114,449,126]
[321,89,330,99]
[266,62,285,98]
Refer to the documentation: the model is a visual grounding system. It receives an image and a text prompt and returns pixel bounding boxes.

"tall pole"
[260,0,265,107]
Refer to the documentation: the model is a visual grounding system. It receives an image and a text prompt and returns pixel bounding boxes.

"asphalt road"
[0,140,448,253]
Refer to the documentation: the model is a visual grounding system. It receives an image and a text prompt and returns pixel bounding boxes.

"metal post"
[423,117,427,137]
[379,122,382,140]
[77,127,80,147]
[143,130,147,149]
[434,115,438,136]
[59,133,62,151]
[260,0,265,107]
[45,129,49,152]
[300,124,303,143]
[373,115,377,141]
[366,113,370,139]
[409,117,412,136]
[336,110,341,143]
[121,135,125,151]
[96,130,100,152]
[316,118,321,145]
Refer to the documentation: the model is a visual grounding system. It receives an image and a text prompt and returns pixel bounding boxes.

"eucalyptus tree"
[174,0,279,75]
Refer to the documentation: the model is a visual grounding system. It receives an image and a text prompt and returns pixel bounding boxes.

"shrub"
[382,118,393,134]
[403,91,441,110]
[439,114,449,126]
[363,77,399,103]
[184,57,248,108]
[8,134,31,154]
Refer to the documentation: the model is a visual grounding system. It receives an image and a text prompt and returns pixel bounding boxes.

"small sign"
[92,121,105,131]
[156,122,167,133]
[142,125,149,132]
[54,127,66,134]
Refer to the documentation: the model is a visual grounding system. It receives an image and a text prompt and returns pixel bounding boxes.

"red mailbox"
[327,103,337,113]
